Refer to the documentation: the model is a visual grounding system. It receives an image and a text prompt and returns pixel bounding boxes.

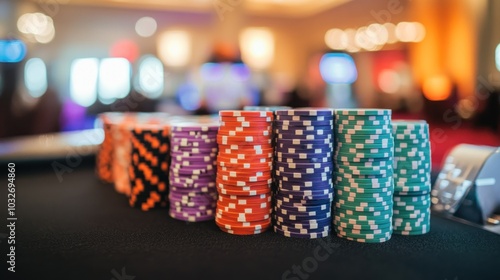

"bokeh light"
[422,75,452,101]
[136,55,164,99]
[157,30,191,67]
[98,58,131,104]
[325,28,347,50]
[17,13,56,44]
[24,58,48,98]
[319,53,358,84]
[135,17,157,37]
[110,39,140,63]
[378,69,401,94]
[70,58,99,107]
[240,27,275,70]
[496,43,500,71]
[0,39,26,63]
[384,23,398,44]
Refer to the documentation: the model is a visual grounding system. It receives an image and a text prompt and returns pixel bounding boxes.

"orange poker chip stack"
[128,122,171,211]
[215,110,274,235]
[96,113,122,183]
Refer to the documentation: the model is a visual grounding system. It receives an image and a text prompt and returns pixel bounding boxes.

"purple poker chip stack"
[168,121,220,222]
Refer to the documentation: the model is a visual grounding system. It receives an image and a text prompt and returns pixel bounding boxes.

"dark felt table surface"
[1,160,500,280]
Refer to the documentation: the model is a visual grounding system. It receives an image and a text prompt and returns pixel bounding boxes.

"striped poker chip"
[244,105,291,112]
[335,108,391,116]
[220,110,273,118]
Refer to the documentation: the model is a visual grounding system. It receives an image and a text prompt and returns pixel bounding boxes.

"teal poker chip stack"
[333,109,394,243]
[392,120,432,235]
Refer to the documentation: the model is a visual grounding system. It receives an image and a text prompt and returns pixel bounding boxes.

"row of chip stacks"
[95,108,432,241]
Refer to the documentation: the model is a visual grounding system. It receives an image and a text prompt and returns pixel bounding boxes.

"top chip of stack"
[215,110,274,235]
[273,108,334,239]
[392,120,431,235]
[169,120,219,222]
[333,109,394,243]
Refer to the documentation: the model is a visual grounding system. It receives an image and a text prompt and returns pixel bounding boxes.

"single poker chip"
[169,212,215,222]
[219,122,272,131]
[393,226,430,235]
[335,228,392,242]
[274,225,330,239]
[336,141,393,149]
[244,105,291,112]
[275,215,332,227]
[275,119,333,127]
[277,191,334,201]
[335,224,392,236]
[336,233,391,243]
[336,123,391,131]
[275,108,334,117]
[276,146,333,155]
[334,152,392,160]
[277,133,332,141]
[276,115,334,122]
[335,196,393,207]
[334,206,392,218]
[215,216,271,229]
[276,224,331,235]
[219,227,269,235]
[335,109,391,116]
[334,218,392,229]
[393,194,430,202]
[334,202,392,213]
[335,118,391,126]
[274,207,331,219]
[276,142,333,151]
[220,110,273,118]
[333,215,388,226]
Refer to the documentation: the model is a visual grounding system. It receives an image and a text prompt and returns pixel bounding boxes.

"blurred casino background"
[0,0,499,167]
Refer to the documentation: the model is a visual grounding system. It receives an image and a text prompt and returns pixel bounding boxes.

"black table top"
[2,160,500,280]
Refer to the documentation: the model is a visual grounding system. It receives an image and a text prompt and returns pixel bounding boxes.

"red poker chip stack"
[215,110,274,235]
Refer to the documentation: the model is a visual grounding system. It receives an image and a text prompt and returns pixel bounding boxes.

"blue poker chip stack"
[333,109,394,243]
[273,108,334,239]
[392,120,431,235]
[168,121,219,222]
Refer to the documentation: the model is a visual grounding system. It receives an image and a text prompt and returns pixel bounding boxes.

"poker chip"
[391,120,432,236]
[128,122,171,211]
[273,108,334,239]
[168,121,219,221]
[215,110,273,235]
[333,109,394,243]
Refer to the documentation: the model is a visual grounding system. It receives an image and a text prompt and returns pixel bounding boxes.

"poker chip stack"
[333,109,394,243]
[392,120,432,235]
[128,123,171,211]
[168,122,219,222]
[215,110,274,235]
[96,113,118,183]
[273,108,335,239]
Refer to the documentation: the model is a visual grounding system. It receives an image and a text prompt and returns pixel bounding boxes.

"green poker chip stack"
[333,109,394,243]
[392,120,432,235]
